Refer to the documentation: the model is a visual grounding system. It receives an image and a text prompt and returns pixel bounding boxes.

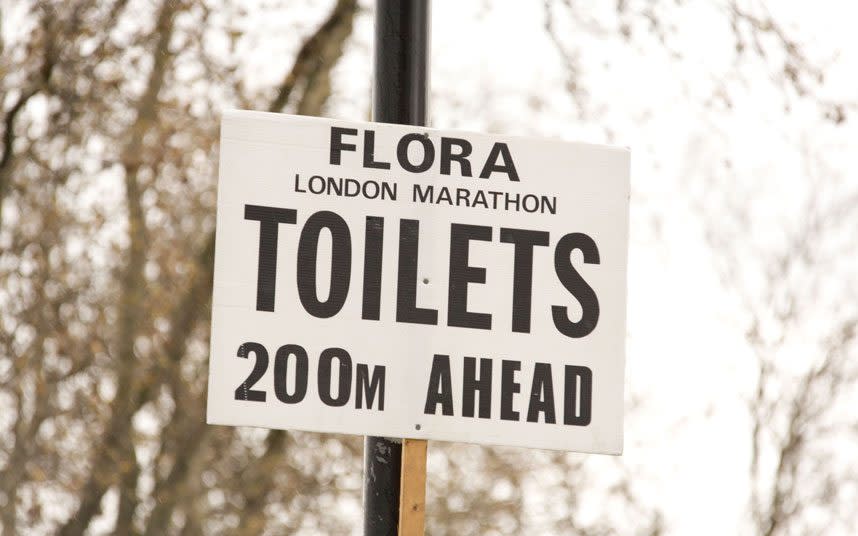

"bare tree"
[1,1,360,534]
[4,1,852,535]
[544,1,858,534]
[1,0,671,532]
[702,152,858,536]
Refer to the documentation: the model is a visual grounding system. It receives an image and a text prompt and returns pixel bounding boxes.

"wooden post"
[398,439,428,535]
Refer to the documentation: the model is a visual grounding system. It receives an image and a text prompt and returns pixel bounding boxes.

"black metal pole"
[363,1,429,535]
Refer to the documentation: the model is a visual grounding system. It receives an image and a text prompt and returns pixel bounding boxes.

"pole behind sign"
[364,1,430,535]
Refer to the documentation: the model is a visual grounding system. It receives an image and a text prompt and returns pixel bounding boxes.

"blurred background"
[1,0,856,534]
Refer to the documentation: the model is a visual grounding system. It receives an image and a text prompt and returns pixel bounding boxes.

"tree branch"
[57,2,184,534]
[0,4,57,228]
[268,0,358,113]
[131,1,359,532]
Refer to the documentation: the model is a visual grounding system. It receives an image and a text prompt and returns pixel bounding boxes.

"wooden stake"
[398,439,428,535]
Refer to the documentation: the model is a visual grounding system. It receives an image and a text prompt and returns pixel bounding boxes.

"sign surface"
[207,110,629,454]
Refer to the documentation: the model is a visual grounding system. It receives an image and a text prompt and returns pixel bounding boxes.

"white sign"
[207,110,629,454]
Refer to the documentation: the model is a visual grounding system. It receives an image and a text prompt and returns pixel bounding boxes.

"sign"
[207,110,629,454]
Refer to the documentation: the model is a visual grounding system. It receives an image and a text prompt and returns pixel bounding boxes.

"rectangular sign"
[207,110,629,454]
